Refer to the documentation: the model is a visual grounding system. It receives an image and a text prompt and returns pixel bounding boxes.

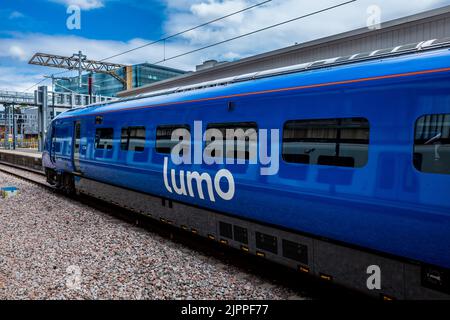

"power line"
[100,0,273,62]
[150,0,357,65]
[21,0,272,93]
[23,0,357,93]
[53,82,82,94]
[84,1,357,90]
[22,69,76,93]
[23,78,49,92]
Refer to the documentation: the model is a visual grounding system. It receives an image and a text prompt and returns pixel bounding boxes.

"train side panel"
[64,73,450,270]
[43,50,450,298]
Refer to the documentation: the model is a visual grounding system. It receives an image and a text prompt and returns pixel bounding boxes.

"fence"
[0,138,39,149]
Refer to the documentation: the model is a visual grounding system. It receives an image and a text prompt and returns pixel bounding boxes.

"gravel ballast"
[0,172,306,300]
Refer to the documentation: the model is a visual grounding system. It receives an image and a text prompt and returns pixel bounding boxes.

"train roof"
[58,37,450,119]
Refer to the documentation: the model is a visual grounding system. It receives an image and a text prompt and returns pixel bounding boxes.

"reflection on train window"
[54,124,71,156]
[156,125,190,154]
[95,128,114,150]
[205,122,257,160]
[414,114,450,174]
[121,126,146,152]
[282,118,370,168]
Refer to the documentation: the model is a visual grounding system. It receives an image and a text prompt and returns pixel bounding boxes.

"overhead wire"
[22,0,272,93]
[150,0,357,65]
[100,0,273,62]
[22,0,357,94]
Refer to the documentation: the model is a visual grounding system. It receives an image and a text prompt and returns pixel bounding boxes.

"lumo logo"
[163,157,235,202]
[162,120,280,202]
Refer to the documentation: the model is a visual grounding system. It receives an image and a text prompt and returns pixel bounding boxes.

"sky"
[0,0,449,92]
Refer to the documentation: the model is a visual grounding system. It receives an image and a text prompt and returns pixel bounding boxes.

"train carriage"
[43,38,450,299]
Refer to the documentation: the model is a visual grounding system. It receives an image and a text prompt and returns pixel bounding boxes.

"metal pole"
[37,86,48,152]
[2,106,6,149]
[21,117,24,147]
[78,52,82,89]
[6,105,10,149]
[88,72,93,103]
[42,86,48,152]
[74,50,86,89]
[52,75,55,120]
[37,89,42,152]
[12,105,16,150]
[2,105,6,149]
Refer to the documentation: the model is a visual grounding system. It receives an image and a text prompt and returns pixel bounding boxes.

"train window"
[282,118,370,168]
[205,122,257,160]
[156,125,190,154]
[95,128,114,150]
[414,114,450,174]
[54,124,71,156]
[121,126,146,152]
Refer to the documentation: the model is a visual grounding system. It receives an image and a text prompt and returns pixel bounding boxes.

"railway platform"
[0,148,42,172]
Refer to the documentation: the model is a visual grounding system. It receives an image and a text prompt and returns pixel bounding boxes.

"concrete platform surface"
[0,148,43,171]
[0,148,42,159]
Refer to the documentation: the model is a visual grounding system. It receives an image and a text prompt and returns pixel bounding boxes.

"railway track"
[0,162,48,186]
[0,162,365,300]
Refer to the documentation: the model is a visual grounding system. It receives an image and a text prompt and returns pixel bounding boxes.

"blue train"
[43,38,450,299]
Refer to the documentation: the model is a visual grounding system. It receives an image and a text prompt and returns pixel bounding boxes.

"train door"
[73,121,81,173]
[50,124,56,163]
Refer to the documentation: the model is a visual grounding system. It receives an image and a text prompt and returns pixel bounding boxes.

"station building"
[0,107,39,145]
[55,63,186,97]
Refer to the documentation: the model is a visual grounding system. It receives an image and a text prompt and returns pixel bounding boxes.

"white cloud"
[162,0,449,60]
[191,0,247,24]
[2,0,450,92]
[8,45,27,60]
[9,11,25,19]
[0,33,199,68]
[0,66,44,92]
[0,33,204,91]
[50,0,105,10]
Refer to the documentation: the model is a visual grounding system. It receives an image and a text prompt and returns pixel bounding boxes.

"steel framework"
[0,90,114,108]
[29,52,131,87]
[0,91,35,106]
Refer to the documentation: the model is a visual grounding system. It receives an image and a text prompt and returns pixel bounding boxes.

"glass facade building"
[55,63,186,97]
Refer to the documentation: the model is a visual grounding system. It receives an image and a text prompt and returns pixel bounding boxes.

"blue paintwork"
[43,48,450,268]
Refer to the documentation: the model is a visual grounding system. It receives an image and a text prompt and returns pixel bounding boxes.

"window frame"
[155,124,191,154]
[94,127,114,150]
[413,113,450,175]
[281,117,370,168]
[120,126,146,152]
[205,121,258,161]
